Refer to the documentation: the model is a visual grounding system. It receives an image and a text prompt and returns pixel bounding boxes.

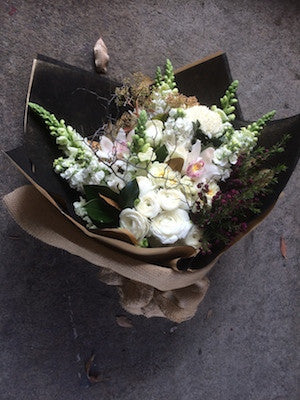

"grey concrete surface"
[0,1,299,399]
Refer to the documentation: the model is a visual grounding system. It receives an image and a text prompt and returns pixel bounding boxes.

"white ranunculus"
[136,176,155,197]
[184,105,224,138]
[157,188,187,211]
[184,225,203,248]
[145,120,163,146]
[119,208,150,241]
[150,209,193,245]
[136,191,161,218]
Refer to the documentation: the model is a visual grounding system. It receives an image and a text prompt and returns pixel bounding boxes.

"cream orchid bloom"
[183,140,222,183]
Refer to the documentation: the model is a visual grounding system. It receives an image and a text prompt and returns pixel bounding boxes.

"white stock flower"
[145,120,163,146]
[136,191,161,218]
[73,197,96,229]
[150,209,193,245]
[157,188,187,211]
[184,225,203,248]
[106,174,126,192]
[184,105,224,139]
[163,112,194,148]
[119,208,150,241]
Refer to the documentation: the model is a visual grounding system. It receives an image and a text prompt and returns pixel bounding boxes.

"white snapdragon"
[150,84,178,116]
[119,208,150,242]
[150,209,193,245]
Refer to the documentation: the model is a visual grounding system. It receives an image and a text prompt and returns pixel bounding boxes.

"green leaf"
[85,198,119,228]
[155,144,168,162]
[119,179,139,209]
[83,185,119,202]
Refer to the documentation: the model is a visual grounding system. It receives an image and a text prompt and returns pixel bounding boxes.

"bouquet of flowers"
[4,53,299,322]
[28,59,287,256]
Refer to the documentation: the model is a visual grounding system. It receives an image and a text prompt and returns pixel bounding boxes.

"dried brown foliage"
[166,93,199,109]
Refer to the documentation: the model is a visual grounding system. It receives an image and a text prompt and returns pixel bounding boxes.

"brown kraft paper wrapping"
[3,185,214,323]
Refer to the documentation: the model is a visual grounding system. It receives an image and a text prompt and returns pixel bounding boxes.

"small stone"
[94,37,109,74]
[169,326,178,333]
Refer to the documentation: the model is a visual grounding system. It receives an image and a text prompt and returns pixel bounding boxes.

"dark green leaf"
[85,198,119,227]
[84,185,119,202]
[119,179,139,209]
[155,144,168,163]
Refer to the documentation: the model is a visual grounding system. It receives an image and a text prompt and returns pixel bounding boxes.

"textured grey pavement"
[0,1,299,399]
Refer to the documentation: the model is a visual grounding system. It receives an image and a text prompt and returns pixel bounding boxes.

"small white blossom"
[73,197,96,229]
[184,225,203,248]
[119,208,150,241]
[136,191,161,218]
[145,120,163,146]
[157,188,187,211]
[150,209,193,245]
[136,176,155,197]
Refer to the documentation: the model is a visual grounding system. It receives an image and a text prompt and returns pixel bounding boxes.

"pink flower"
[186,159,205,178]
[96,129,129,160]
[184,140,221,183]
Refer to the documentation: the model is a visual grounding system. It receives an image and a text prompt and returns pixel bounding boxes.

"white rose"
[145,120,163,146]
[136,176,155,197]
[184,105,224,138]
[150,209,193,245]
[119,208,150,241]
[136,191,161,218]
[184,225,203,248]
[157,188,187,211]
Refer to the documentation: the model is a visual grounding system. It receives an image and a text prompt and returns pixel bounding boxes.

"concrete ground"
[0,1,299,399]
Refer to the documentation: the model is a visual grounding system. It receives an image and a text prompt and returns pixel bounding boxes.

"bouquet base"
[3,185,215,323]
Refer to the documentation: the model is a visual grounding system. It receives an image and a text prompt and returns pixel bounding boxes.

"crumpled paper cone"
[3,185,216,322]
